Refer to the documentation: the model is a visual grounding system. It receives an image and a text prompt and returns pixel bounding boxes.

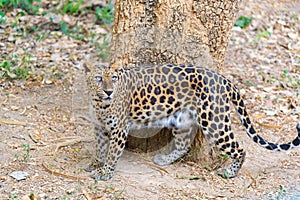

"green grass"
[0,0,40,14]
[255,29,271,40]
[61,0,83,15]
[21,143,31,162]
[0,11,5,23]
[97,36,111,62]
[8,193,18,200]
[105,185,126,200]
[95,4,114,25]
[234,16,252,28]
[0,60,30,80]
[0,53,35,81]
[14,143,31,162]
[280,69,300,89]
[59,21,85,40]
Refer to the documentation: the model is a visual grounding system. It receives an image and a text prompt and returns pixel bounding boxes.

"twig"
[45,136,93,152]
[142,162,169,175]
[82,188,93,200]
[41,162,87,180]
[28,136,93,151]
[256,121,281,130]
[19,106,27,115]
[29,133,39,143]
[244,168,257,188]
[0,118,28,125]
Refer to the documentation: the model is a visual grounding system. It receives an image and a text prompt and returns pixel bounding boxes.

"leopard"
[84,63,300,181]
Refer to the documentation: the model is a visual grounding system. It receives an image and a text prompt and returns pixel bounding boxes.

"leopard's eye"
[95,76,102,82]
[112,76,118,81]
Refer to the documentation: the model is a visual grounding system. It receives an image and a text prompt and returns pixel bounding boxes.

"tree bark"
[110,0,241,160]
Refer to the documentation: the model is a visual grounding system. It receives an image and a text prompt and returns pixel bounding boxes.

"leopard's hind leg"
[215,130,246,179]
[153,127,194,165]
[200,111,246,178]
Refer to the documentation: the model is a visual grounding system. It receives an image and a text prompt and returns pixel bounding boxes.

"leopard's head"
[84,63,119,103]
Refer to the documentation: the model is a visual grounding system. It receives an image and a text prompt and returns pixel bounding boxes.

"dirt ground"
[0,0,300,199]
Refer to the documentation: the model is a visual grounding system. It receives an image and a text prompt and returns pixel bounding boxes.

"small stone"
[39,193,47,198]
[232,26,242,32]
[10,171,29,181]
[10,106,19,111]
[288,32,298,40]
[276,19,286,25]
[50,53,62,61]
[8,35,15,42]
[45,79,53,84]
[66,188,75,194]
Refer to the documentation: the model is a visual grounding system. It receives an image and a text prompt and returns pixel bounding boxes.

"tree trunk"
[110,0,241,161]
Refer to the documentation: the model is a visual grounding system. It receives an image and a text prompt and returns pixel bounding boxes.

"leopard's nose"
[104,90,113,96]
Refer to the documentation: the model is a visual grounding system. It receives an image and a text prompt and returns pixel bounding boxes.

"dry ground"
[0,0,300,199]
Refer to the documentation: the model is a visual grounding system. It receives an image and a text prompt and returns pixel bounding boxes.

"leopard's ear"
[83,62,92,73]
[109,63,119,71]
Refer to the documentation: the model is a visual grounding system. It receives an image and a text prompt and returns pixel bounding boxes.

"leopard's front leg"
[92,128,128,181]
[94,124,109,166]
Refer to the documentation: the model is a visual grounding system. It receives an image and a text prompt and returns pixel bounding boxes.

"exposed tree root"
[41,162,88,180]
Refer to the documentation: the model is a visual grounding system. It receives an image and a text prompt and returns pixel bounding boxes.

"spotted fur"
[84,63,300,180]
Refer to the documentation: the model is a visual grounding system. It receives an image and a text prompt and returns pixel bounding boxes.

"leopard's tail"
[230,85,300,151]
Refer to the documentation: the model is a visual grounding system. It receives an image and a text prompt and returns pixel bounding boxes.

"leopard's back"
[123,65,228,127]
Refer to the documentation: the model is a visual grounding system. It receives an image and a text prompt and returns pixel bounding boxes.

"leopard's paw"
[217,168,235,179]
[90,168,113,181]
[153,154,172,166]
